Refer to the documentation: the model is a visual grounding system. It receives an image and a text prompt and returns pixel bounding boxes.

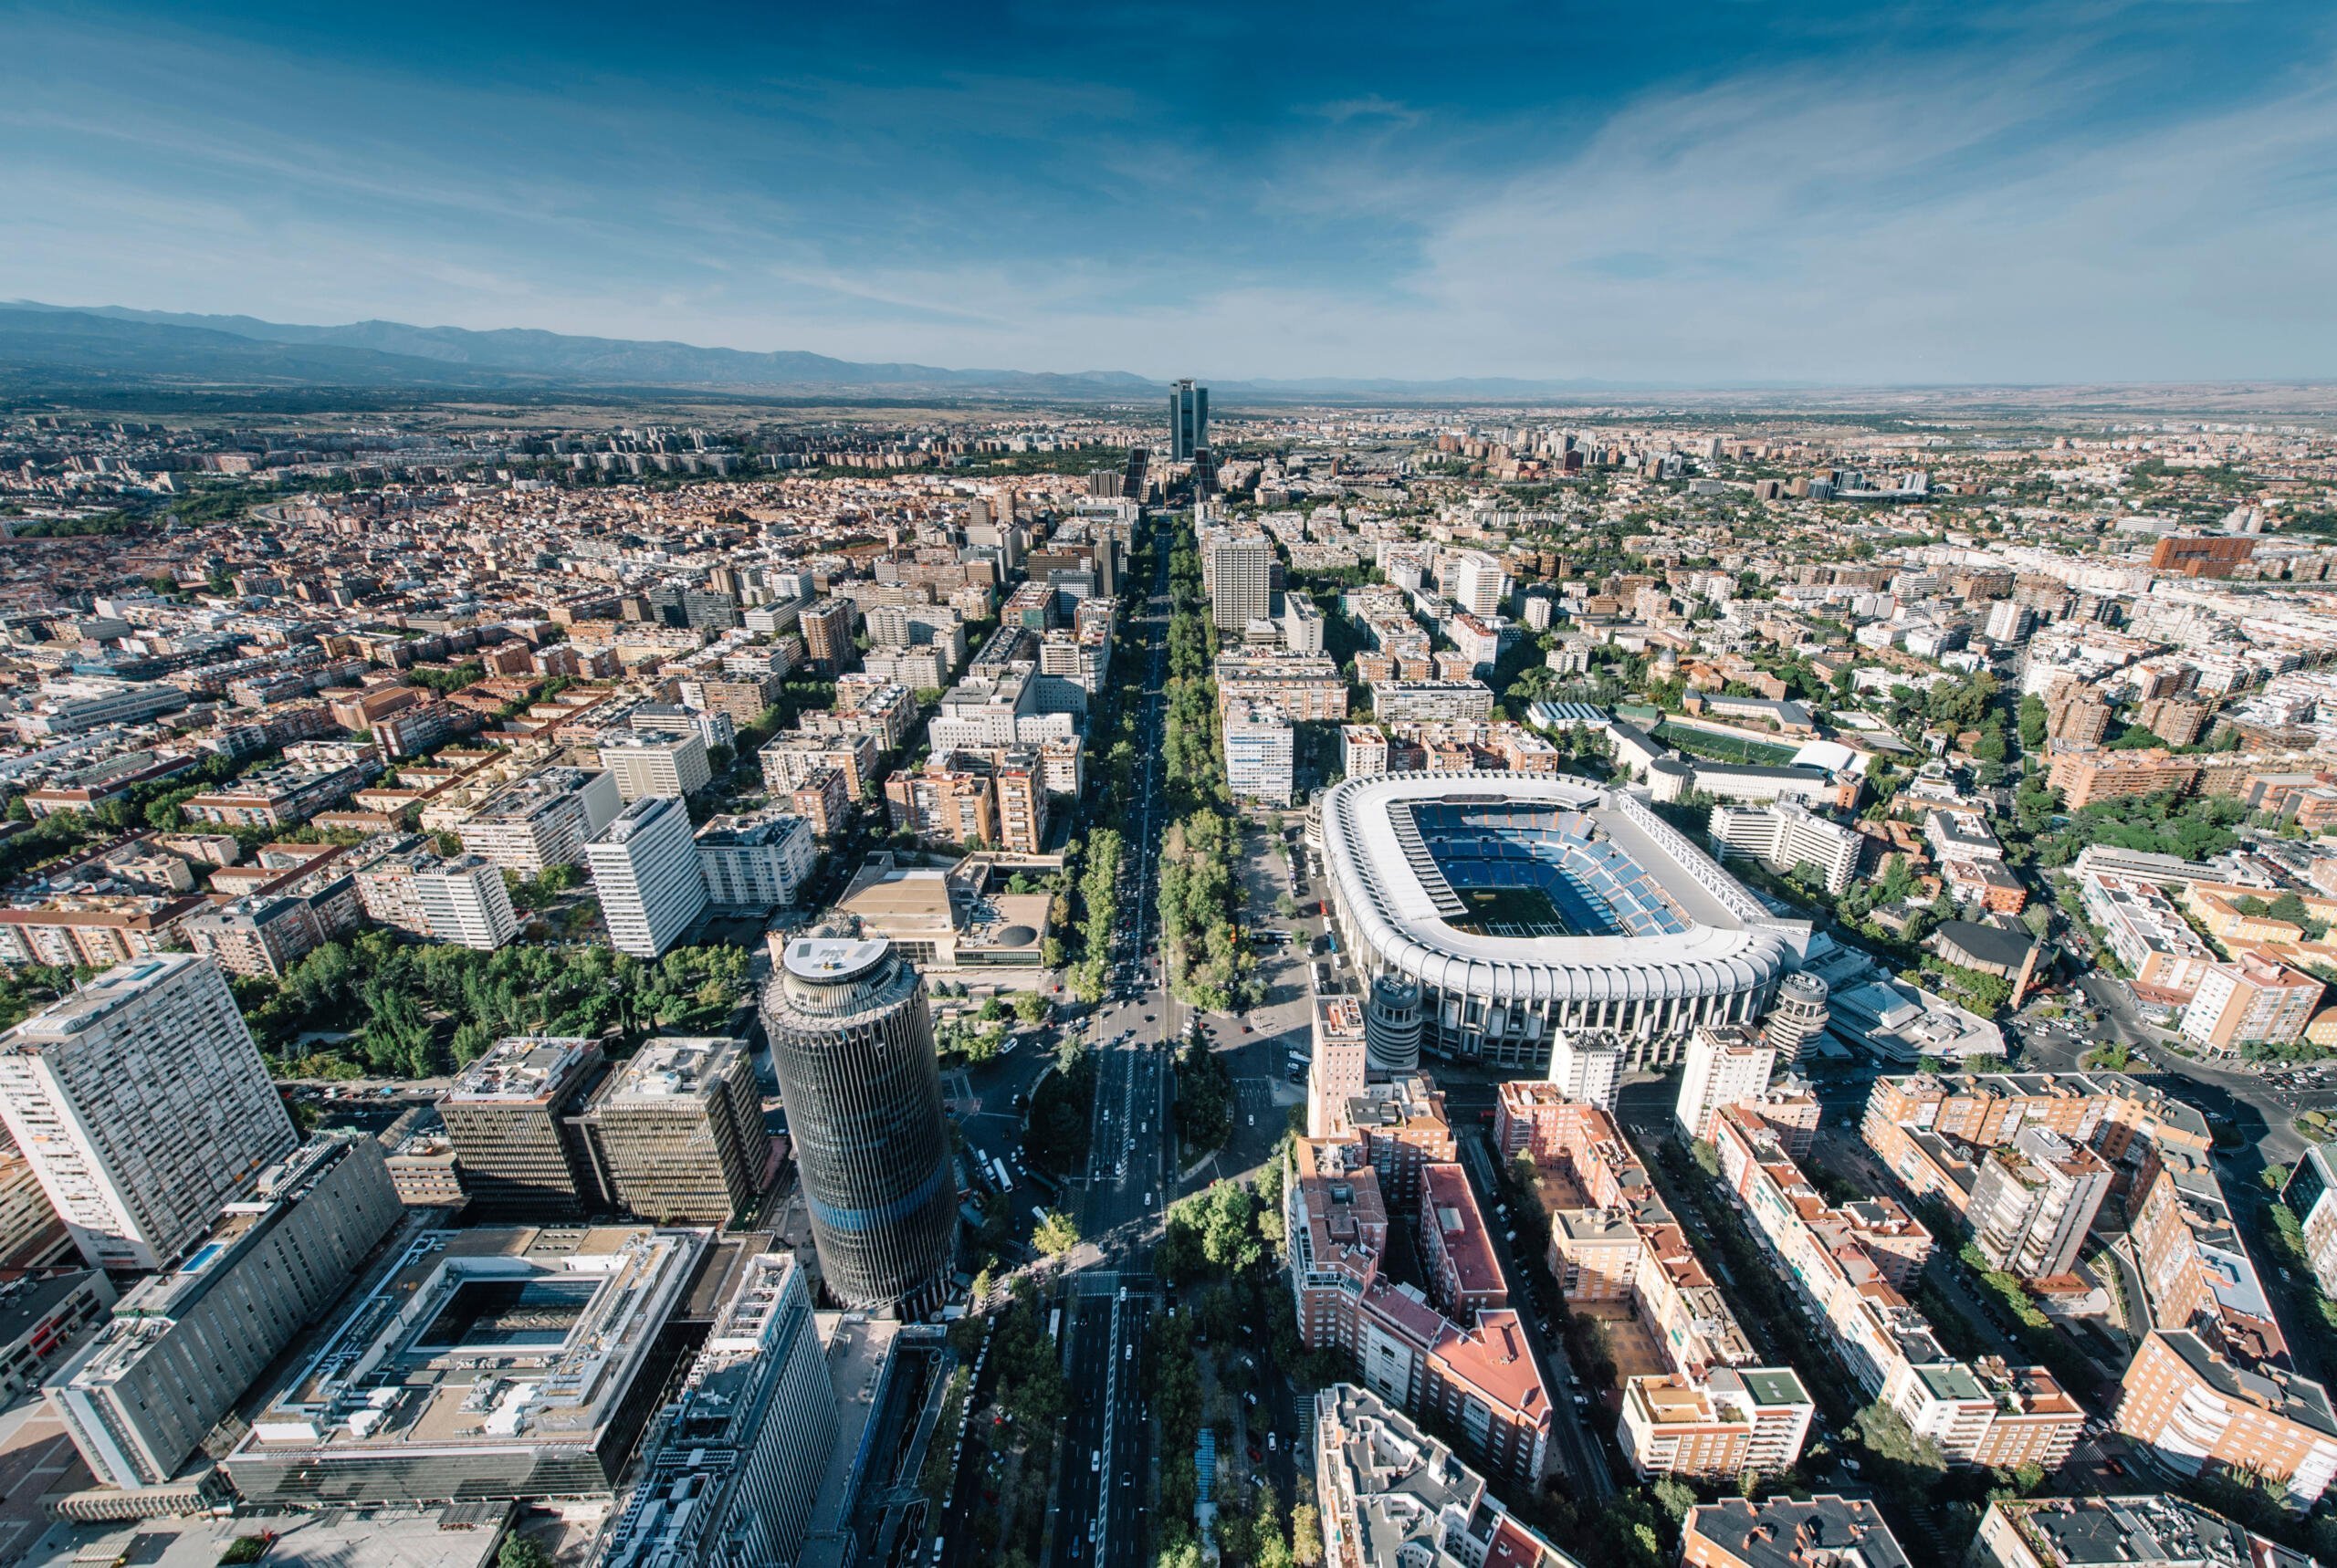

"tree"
[498,1538,553,1568]
[1290,1503,1323,1567]
[1032,1209,1081,1258]
[1013,990,1049,1025]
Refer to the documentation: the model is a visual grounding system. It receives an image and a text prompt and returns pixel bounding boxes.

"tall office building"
[760,937,958,1317]
[438,1036,607,1218]
[1169,379,1209,461]
[578,1037,767,1225]
[48,1134,403,1490]
[603,1253,838,1568]
[412,853,519,949]
[1760,972,1830,1068]
[0,954,298,1270]
[586,796,709,958]
[1224,701,1294,806]
[1675,1023,1776,1143]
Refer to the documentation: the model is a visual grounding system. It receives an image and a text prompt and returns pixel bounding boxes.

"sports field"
[1652,720,1802,767]
[1452,883,1580,937]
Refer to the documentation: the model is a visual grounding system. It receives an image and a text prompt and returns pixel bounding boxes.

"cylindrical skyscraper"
[1365,973,1423,1077]
[761,937,957,1319]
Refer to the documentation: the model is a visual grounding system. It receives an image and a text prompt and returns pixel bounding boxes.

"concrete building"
[0,955,297,1270]
[48,1135,403,1491]
[799,598,858,674]
[1619,1368,1815,1483]
[1446,551,1510,619]
[456,767,623,875]
[1675,1022,1775,1143]
[585,795,709,958]
[760,937,958,1318]
[1547,1030,1624,1111]
[413,853,521,949]
[695,808,818,911]
[2113,1329,2337,1506]
[1682,1497,1910,1568]
[1225,701,1295,807]
[224,1225,705,1504]
[2283,1144,2337,1301]
[1972,1494,2315,1568]
[2180,954,2323,1054]
[1965,1125,2112,1280]
[1759,972,1829,1067]
[1284,596,1326,655]
[577,1037,765,1226]
[1201,528,1273,633]
[602,1253,838,1568]
[437,1037,606,1218]
[1709,802,1863,894]
[598,730,712,800]
[1310,1383,1568,1568]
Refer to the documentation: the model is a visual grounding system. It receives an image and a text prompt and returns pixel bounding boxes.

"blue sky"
[4,0,2335,383]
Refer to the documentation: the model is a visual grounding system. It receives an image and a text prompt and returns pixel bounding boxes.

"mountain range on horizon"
[0,301,1648,401]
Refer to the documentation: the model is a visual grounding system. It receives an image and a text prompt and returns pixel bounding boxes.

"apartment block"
[2046,748,2200,809]
[695,809,817,910]
[1225,701,1295,806]
[2113,1329,2337,1507]
[47,1135,403,1490]
[1965,1125,2112,1281]
[456,766,623,875]
[0,955,298,1270]
[1709,802,1864,894]
[599,730,713,800]
[1675,1022,1775,1143]
[2180,953,2323,1053]
[1619,1367,1815,1483]
[585,795,709,958]
[1683,1497,1911,1568]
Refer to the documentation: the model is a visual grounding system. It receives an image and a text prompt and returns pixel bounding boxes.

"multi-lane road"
[1049,524,1177,1568]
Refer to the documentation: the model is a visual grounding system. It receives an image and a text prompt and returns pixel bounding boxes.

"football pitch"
[1452,883,1580,937]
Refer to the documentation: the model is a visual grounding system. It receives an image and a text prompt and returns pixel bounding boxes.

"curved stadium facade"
[1322,774,1794,1071]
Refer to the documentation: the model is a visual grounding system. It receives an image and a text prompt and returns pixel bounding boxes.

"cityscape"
[3,6,2337,1568]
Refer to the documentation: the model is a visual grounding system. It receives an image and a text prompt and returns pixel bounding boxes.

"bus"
[991,1155,1015,1193]
[1048,1307,1063,1345]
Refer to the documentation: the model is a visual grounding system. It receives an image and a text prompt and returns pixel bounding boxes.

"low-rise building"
[1682,1496,1911,1568]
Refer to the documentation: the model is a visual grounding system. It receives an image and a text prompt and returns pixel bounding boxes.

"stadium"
[1320,773,1796,1071]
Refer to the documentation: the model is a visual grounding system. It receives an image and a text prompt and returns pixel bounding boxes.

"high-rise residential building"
[456,766,623,875]
[799,598,858,674]
[577,1037,766,1225]
[695,809,818,911]
[1676,1023,1776,1143]
[0,955,298,1270]
[1224,701,1295,806]
[1760,971,1829,1067]
[598,730,712,800]
[602,1253,838,1568]
[1547,1030,1624,1110]
[1983,600,2036,643]
[48,1134,403,1491]
[437,1036,607,1218]
[2284,1145,2337,1301]
[760,937,958,1317]
[1965,1125,2112,1280]
[1974,1495,2317,1568]
[1446,550,1510,619]
[1620,1368,1816,1482]
[586,795,710,958]
[1683,1497,1912,1568]
[1169,378,1208,461]
[2114,1330,2337,1506]
[2180,953,2323,1053]
[1201,528,1274,633]
[412,853,520,949]
[1284,595,1326,654]
[1308,995,1369,1138]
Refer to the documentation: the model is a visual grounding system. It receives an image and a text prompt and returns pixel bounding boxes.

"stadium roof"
[1322,773,1792,1005]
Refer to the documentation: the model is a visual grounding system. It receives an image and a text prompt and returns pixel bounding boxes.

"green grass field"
[1653,720,1802,767]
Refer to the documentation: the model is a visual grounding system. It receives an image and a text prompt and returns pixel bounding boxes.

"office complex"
[49,1135,404,1491]
[0,954,298,1270]
[585,795,709,957]
[437,1037,607,1218]
[1168,378,1208,461]
[1759,971,1829,1066]
[577,1037,766,1225]
[760,937,958,1317]
[603,1253,838,1568]
[1321,774,1791,1071]
[225,1224,705,1504]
